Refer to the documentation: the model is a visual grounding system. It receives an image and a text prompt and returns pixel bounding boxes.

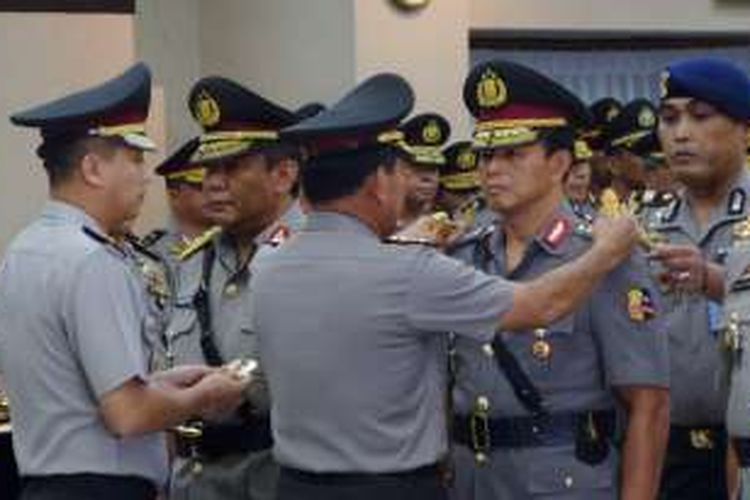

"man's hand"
[193,370,249,421]
[150,365,215,389]
[590,214,640,270]
[649,243,707,294]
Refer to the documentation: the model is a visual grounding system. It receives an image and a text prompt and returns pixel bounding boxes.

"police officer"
[250,72,642,500]
[646,57,750,499]
[447,59,670,500]
[146,137,213,267]
[0,63,247,500]
[438,141,487,228]
[162,76,305,500]
[586,97,624,153]
[585,98,622,199]
[565,139,598,221]
[398,113,451,227]
[722,234,750,500]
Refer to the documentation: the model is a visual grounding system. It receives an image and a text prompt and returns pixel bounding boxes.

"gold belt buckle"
[174,422,205,475]
[469,396,491,465]
[690,429,714,450]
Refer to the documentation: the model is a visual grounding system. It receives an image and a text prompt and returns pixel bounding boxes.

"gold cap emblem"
[638,107,656,129]
[422,119,442,144]
[193,90,221,128]
[457,148,476,170]
[477,69,507,109]
[606,105,620,122]
[659,71,671,99]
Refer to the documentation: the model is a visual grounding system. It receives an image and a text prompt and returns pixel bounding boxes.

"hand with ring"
[649,243,707,294]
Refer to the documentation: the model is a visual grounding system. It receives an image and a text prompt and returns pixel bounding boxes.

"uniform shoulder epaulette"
[446,223,495,253]
[177,226,222,261]
[141,228,167,248]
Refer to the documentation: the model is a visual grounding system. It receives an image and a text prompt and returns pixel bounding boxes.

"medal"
[531,328,552,363]
[531,339,552,361]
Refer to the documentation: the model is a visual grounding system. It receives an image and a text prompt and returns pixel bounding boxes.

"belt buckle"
[174,422,205,475]
[469,398,491,465]
[690,429,714,450]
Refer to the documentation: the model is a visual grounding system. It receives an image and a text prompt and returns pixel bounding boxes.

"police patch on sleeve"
[627,288,656,322]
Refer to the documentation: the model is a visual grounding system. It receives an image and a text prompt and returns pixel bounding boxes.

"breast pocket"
[525,316,576,370]
[163,306,204,365]
[527,444,616,496]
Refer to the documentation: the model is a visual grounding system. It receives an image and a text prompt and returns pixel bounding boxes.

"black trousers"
[659,425,727,500]
[0,432,20,500]
[20,474,156,500]
[277,465,447,500]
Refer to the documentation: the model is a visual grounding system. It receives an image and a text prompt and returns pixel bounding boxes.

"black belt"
[174,416,273,459]
[453,410,615,450]
[22,473,155,500]
[279,463,440,485]
[734,437,750,467]
[669,425,726,454]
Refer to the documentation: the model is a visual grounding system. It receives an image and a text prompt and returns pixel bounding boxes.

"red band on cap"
[478,103,567,123]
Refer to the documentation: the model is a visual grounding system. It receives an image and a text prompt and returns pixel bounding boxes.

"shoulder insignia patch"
[627,287,656,322]
[541,217,572,249]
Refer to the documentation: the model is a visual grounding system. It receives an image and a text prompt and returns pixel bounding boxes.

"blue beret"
[661,57,750,122]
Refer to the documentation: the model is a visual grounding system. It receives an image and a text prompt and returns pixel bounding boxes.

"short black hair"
[259,140,303,166]
[302,146,399,204]
[540,126,576,155]
[37,135,119,187]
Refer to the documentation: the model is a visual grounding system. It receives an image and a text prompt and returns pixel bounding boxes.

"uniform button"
[531,425,539,434]
[564,475,574,488]
[475,452,488,465]
[482,343,494,357]
[224,283,239,298]
[476,396,490,412]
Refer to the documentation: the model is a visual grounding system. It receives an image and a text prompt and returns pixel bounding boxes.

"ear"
[78,151,108,188]
[548,148,572,184]
[270,158,299,195]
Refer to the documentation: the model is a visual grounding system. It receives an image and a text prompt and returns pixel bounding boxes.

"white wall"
[136,0,202,149]
[0,13,137,248]
[471,0,750,31]
[198,0,356,111]
[354,0,472,139]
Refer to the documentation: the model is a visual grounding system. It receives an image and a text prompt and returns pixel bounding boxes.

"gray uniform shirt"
[0,201,168,484]
[251,211,515,473]
[161,201,305,412]
[646,170,750,425]
[718,207,750,438]
[450,206,669,419]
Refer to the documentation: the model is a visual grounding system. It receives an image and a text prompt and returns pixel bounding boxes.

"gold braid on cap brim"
[192,130,279,163]
[472,118,568,150]
[406,145,446,166]
[441,171,480,190]
[89,122,156,150]
[166,167,206,184]
[609,129,652,149]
